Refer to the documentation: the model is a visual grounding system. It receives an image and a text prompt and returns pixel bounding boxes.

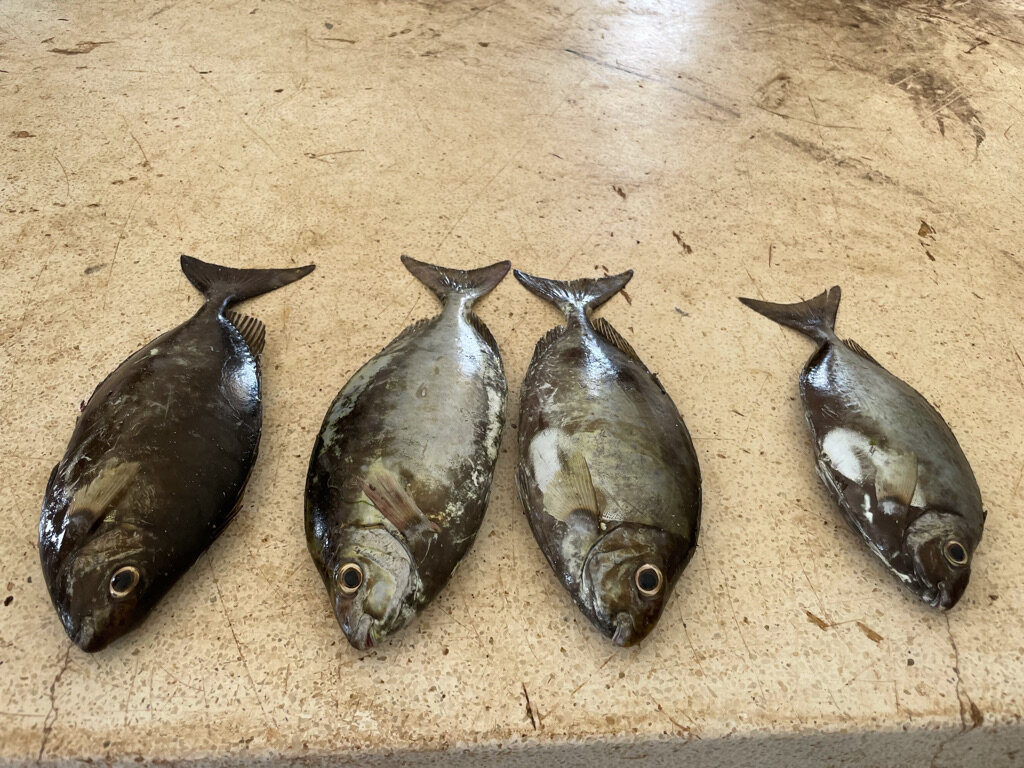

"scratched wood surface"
[1,0,1023,765]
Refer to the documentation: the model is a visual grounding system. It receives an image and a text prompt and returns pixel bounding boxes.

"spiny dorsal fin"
[543,451,599,523]
[465,311,499,355]
[225,311,266,358]
[381,316,435,354]
[67,461,141,531]
[843,337,880,365]
[531,324,566,361]
[591,317,641,365]
[875,451,918,506]
[362,465,441,538]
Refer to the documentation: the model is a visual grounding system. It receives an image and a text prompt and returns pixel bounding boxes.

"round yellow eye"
[109,566,140,598]
[338,563,363,594]
[635,564,663,597]
[944,540,968,566]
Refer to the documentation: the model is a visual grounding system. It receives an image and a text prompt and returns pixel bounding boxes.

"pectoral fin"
[875,451,918,507]
[361,465,440,538]
[543,451,599,523]
[67,461,141,531]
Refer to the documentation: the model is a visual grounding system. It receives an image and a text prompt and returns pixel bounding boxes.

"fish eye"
[338,563,363,594]
[944,540,969,567]
[635,564,663,597]
[109,566,140,598]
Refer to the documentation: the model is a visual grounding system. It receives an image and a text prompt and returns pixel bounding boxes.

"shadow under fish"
[39,255,315,651]
[739,286,984,609]
[305,256,509,650]
[514,268,702,647]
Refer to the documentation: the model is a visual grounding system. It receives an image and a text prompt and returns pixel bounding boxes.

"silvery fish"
[739,286,984,609]
[39,255,315,651]
[514,269,701,647]
[306,256,509,650]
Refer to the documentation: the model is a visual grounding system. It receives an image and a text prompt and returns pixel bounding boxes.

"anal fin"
[225,311,267,358]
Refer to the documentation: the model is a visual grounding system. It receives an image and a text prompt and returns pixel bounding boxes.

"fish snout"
[611,612,637,647]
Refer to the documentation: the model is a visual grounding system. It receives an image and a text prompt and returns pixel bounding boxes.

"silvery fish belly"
[305,256,509,650]
[514,269,701,647]
[39,255,315,651]
[739,286,984,609]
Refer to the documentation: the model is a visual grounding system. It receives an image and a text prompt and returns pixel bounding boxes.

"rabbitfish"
[305,256,509,650]
[514,269,701,647]
[39,255,315,651]
[739,286,984,609]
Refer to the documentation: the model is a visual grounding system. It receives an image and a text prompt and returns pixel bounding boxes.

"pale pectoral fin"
[875,451,918,506]
[67,461,141,530]
[543,450,599,523]
[361,465,440,537]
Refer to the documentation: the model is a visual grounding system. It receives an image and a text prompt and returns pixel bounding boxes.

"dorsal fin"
[591,317,642,365]
[225,311,266,358]
[531,324,566,361]
[465,311,500,355]
[843,337,879,365]
[381,316,435,354]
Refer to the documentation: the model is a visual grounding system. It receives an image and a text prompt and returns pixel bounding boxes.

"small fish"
[306,256,509,650]
[39,255,315,651]
[514,269,701,646]
[739,286,984,609]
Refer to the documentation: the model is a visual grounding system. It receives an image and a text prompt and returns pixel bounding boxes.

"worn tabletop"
[1,0,1023,765]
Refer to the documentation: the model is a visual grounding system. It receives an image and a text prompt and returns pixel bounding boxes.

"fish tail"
[180,254,315,307]
[513,269,633,320]
[738,286,841,342]
[400,255,510,307]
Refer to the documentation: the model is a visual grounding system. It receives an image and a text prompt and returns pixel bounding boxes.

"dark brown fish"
[39,255,315,651]
[305,256,509,650]
[514,269,701,646]
[739,287,984,609]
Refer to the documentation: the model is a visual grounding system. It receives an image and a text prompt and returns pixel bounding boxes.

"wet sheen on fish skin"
[739,286,984,609]
[39,255,315,652]
[514,269,701,647]
[305,256,509,650]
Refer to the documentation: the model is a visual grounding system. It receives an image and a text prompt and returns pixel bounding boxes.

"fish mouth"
[345,615,379,651]
[611,613,636,647]
[61,612,105,652]
[928,582,957,611]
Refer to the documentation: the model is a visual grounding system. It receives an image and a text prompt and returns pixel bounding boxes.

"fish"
[739,286,984,609]
[39,255,315,651]
[305,256,509,650]
[513,269,701,647]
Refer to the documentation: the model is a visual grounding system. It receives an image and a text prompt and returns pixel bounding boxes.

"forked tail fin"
[738,286,841,343]
[513,269,633,321]
[401,255,510,307]
[180,254,315,308]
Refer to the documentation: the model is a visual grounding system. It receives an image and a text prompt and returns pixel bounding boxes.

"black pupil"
[111,569,135,592]
[343,567,361,589]
[638,568,659,592]
[948,543,966,563]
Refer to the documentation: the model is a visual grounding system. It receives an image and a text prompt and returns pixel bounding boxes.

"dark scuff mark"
[672,231,693,253]
[612,185,627,200]
[522,683,537,729]
[48,41,113,55]
[856,621,883,644]
[38,644,73,761]
[564,48,741,118]
[674,306,689,317]
[918,220,935,238]
[620,289,632,305]
[10,130,35,138]
[806,610,829,630]
[84,264,107,275]
[887,67,985,148]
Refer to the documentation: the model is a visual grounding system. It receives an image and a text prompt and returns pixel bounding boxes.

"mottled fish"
[39,255,315,651]
[305,256,509,650]
[514,269,701,646]
[739,286,984,609]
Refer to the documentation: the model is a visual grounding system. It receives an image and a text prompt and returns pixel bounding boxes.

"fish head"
[580,523,686,647]
[51,525,156,652]
[326,526,419,650]
[904,510,976,610]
